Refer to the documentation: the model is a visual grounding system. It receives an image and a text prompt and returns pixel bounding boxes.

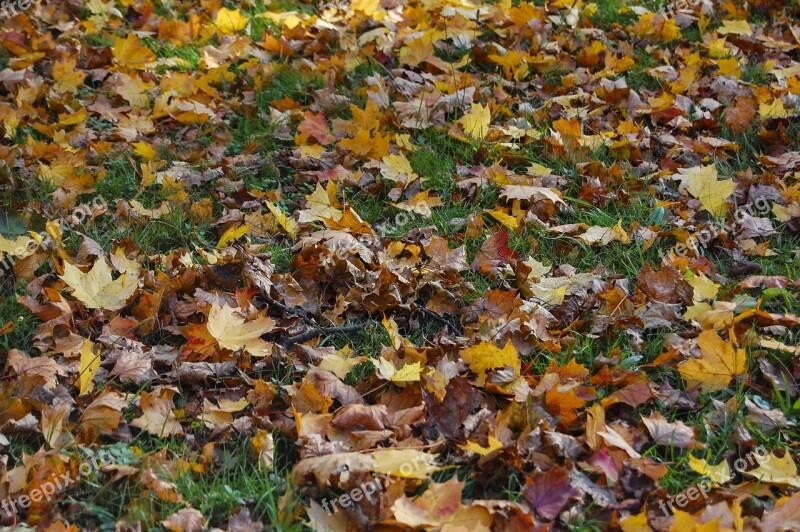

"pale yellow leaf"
[61,258,139,310]
[266,201,299,239]
[688,454,732,483]
[375,358,423,383]
[297,182,343,223]
[215,7,248,34]
[717,20,752,36]
[206,301,274,356]
[458,103,491,140]
[79,340,101,396]
[744,452,800,488]
[685,164,735,217]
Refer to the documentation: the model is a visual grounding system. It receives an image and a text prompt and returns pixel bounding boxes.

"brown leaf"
[523,467,581,520]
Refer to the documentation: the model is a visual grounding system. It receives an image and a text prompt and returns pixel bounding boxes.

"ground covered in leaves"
[1,0,800,529]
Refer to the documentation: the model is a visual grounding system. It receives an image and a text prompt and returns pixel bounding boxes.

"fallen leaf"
[60,257,139,310]
[206,301,274,356]
[678,330,747,392]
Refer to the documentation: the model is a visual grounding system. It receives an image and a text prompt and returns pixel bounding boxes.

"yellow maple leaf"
[744,452,800,488]
[216,224,249,248]
[133,142,156,159]
[460,435,503,456]
[381,153,418,183]
[759,99,790,118]
[215,7,249,34]
[206,301,274,356]
[52,58,86,93]
[685,164,735,218]
[0,234,33,256]
[61,257,139,310]
[486,209,520,231]
[266,201,299,239]
[375,358,423,383]
[686,271,719,303]
[678,330,746,392]
[297,182,343,223]
[619,512,650,532]
[458,103,491,140]
[112,35,156,70]
[79,340,101,396]
[717,19,753,37]
[716,57,740,77]
[460,340,520,385]
[318,347,368,379]
[393,190,443,218]
[688,454,733,483]
[371,449,439,479]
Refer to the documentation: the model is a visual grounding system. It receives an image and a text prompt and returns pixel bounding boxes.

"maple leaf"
[641,412,702,449]
[471,230,518,276]
[206,301,274,356]
[251,429,275,469]
[460,340,520,385]
[375,358,423,383]
[0,234,33,256]
[686,271,719,303]
[392,190,443,218]
[60,257,139,311]
[678,330,747,392]
[718,19,753,36]
[578,221,630,245]
[214,7,249,34]
[371,449,440,479]
[743,452,800,488]
[78,340,100,396]
[391,477,492,528]
[318,347,368,379]
[296,112,334,145]
[131,389,183,436]
[266,201,299,239]
[162,508,206,532]
[523,467,580,520]
[688,454,732,483]
[460,435,504,456]
[112,35,156,70]
[457,103,491,140]
[297,182,344,223]
[216,224,249,248]
[683,164,735,218]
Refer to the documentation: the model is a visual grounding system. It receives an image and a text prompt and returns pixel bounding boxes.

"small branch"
[413,301,463,336]
[262,293,318,326]
[282,324,365,348]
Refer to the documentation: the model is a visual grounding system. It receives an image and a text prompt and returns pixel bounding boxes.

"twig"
[282,324,365,348]
[413,301,463,336]
[262,292,318,326]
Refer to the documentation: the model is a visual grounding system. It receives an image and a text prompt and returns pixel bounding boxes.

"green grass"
[62,438,300,530]
[625,50,661,92]
[0,291,38,359]
[588,0,637,29]
[142,38,201,71]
